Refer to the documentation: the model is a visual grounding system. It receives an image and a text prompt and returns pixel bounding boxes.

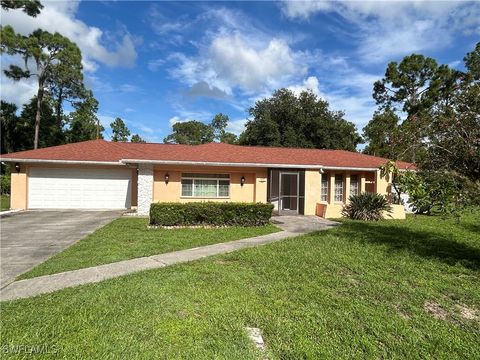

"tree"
[67,91,104,143]
[1,0,43,17]
[362,108,401,159]
[46,49,86,131]
[164,120,214,145]
[18,95,60,149]
[219,132,237,144]
[1,101,22,154]
[210,113,237,144]
[130,134,146,143]
[0,26,83,149]
[420,43,480,181]
[110,117,130,142]
[238,89,362,151]
[372,54,440,162]
[373,54,438,114]
[380,161,479,217]
[464,42,480,79]
[375,44,480,218]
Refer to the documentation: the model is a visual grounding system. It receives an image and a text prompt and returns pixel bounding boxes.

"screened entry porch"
[267,169,305,215]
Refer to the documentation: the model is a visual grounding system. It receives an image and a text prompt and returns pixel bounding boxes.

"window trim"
[350,174,359,197]
[181,174,230,199]
[334,174,344,203]
[320,175,329,202]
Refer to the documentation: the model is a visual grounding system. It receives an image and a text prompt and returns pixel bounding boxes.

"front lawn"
[2,210,479,359]
[0,195,10,211]
[19,217,280,279]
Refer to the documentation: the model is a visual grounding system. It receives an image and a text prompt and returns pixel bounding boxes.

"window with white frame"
[321,174,329,201]
[181,173,230,198]
[334,174,344,202]
[350,174,359,197]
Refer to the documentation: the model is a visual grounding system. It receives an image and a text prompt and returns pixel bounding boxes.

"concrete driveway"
[0,210,122,288]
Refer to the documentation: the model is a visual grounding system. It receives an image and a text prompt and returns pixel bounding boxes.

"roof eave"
[121,159,380,171]
[321,166,379,171]
[0,157,385,171]
[121,159,325,169]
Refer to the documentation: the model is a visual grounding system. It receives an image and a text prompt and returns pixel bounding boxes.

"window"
[321,174,329,201]
[334,174,344,202]
[350,174,359,197]
[181,173,230,198]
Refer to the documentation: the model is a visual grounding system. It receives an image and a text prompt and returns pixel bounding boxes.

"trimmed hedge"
[149,202,274,227]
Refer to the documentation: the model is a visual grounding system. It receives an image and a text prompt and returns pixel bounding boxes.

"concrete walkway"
[0,216,338,301]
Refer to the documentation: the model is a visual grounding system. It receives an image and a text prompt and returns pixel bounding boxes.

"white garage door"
[28,167,132,209]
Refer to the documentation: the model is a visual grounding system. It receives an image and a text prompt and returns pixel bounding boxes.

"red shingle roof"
[1,139,414,170]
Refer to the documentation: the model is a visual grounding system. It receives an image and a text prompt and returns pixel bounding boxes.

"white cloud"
[281,1,480,64]
[226,119,247,135]
[281,1,332,19]
[211,36,299,91]
[0,73,37,108]
[168,116,191,127]
[288,76,323,97]
[0,1,137,71]
[170,33,306,95]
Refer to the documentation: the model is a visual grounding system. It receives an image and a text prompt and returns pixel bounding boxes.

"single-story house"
[1,140,414,218]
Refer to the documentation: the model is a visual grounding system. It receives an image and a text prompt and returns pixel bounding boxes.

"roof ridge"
[209,142,360,153]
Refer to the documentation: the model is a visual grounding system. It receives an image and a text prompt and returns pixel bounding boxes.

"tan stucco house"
[1,140,413,219]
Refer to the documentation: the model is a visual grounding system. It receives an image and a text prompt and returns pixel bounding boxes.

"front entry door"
[280,172,299,214]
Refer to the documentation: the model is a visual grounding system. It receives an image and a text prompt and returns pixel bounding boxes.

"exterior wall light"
[241,176,246,186]
[165,173,170,184]
[15,163,21,173]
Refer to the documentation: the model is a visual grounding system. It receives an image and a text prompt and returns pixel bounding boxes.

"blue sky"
[1,1,479,142]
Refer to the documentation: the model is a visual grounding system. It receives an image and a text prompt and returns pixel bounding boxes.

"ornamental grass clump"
[342,193,392,221]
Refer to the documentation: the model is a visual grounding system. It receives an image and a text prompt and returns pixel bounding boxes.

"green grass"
[0,195,10,211]
[19,217,280,280]
[2,210,479,359]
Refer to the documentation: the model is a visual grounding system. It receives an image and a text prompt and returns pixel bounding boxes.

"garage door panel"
[28,167,132,209]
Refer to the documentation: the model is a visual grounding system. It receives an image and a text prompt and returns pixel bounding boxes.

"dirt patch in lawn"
[424,300,479,323]
[424,301,448,320]
[454,304,478,321]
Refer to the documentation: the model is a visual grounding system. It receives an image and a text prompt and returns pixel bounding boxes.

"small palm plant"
[342,193,393,221]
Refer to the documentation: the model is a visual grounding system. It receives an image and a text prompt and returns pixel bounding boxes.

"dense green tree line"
[373,43,480,215]
[164,91,362,151]
[365,43,479,183]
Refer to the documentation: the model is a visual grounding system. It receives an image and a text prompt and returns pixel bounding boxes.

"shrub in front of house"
[0,174,10,195]
[149,202,274,227]
[342,193,392,221]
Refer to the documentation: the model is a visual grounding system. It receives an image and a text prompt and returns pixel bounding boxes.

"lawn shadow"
[460,223,480,236]
[339,221,480,270]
